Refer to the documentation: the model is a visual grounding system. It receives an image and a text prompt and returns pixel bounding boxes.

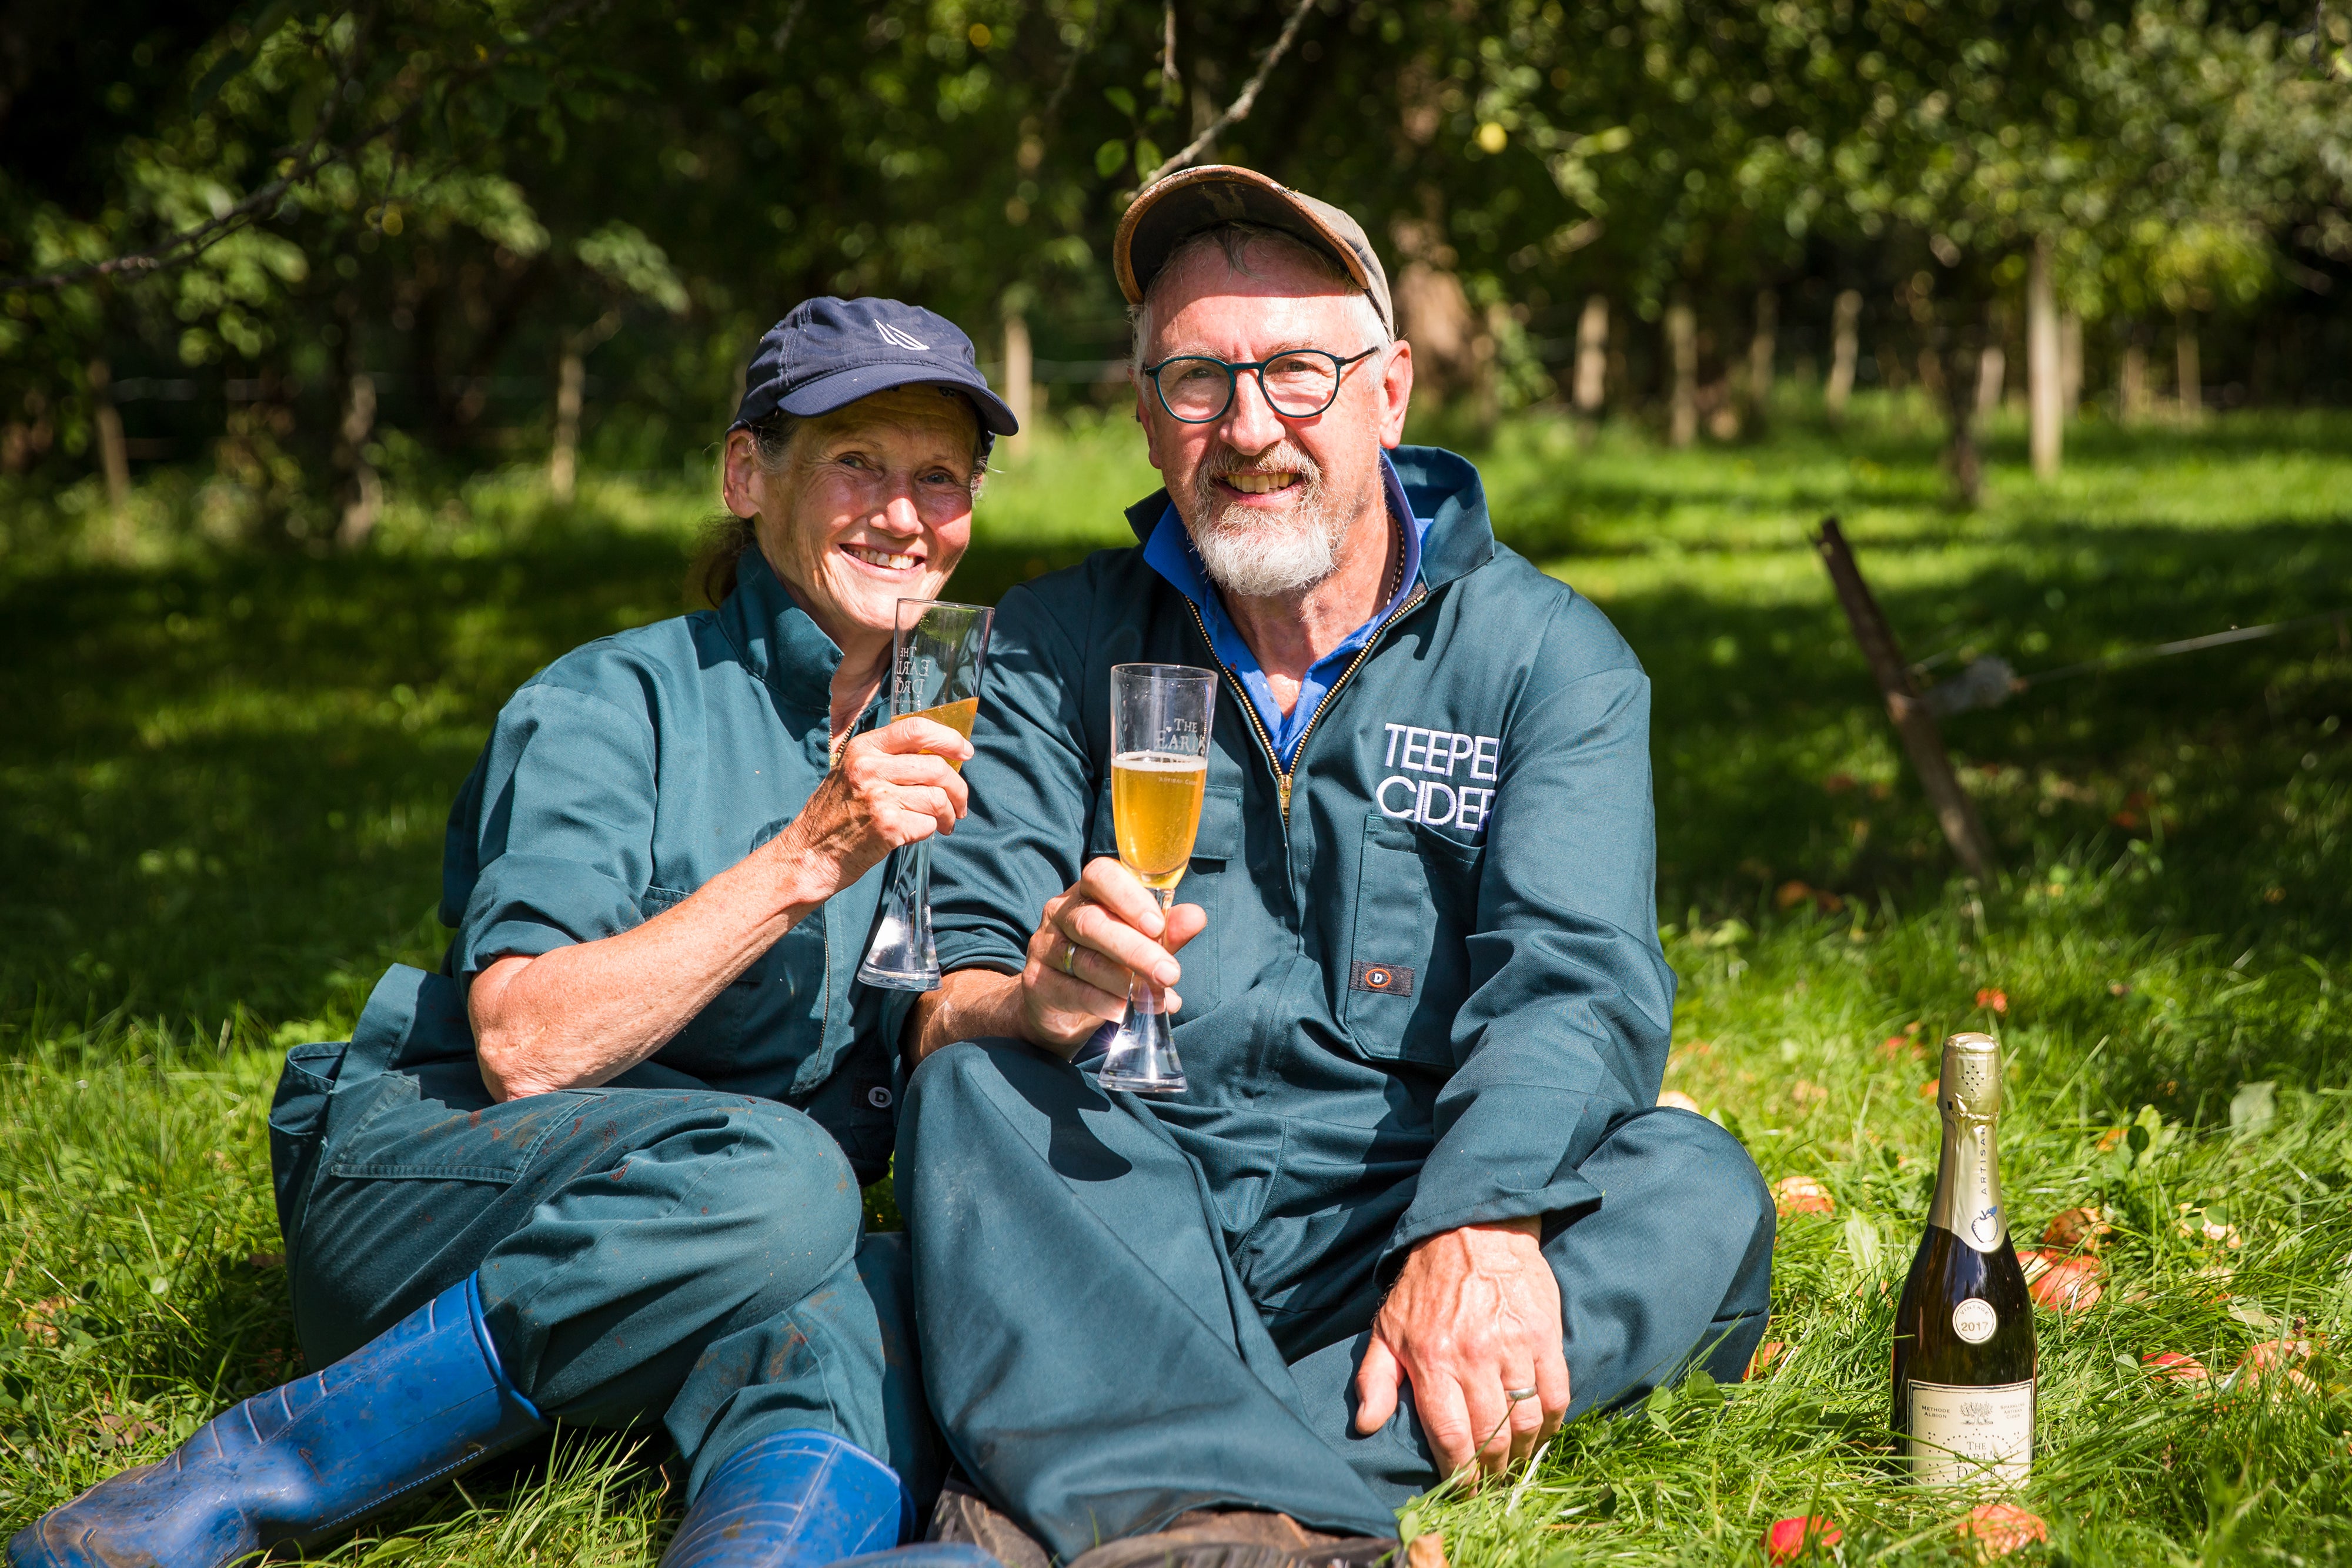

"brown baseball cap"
[1114,165,1394,334]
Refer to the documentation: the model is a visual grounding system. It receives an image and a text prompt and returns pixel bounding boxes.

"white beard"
[1184,449,1353,599]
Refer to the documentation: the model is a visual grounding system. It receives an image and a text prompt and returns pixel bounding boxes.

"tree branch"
[1,0,602,295]
[1041,0,1107,123]
[1161,1,1181,91]
[771,0,810,55]
[1141,0,1320,184]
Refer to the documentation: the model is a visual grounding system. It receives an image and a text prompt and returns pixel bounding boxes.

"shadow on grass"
[0,533,1121,1039]
[4,497,2347,1101]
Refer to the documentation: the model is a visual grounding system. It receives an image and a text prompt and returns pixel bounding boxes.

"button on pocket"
[1344,813,1476,1065]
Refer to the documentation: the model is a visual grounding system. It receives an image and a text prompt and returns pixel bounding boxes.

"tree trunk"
[2120,330,2147,422]
[1974,340,2006,419]
[1573,294,1608,416]
[1392,252,1480,404]
[1471,303,1502,437]
[1748,287,1778,413]
[1826,289,1862,420]
[2176,312,2201,417]
[2027,238,2062,479]
[1666,300,1697,447]
[549,349,584,502]
[88,359,129,513]
[549,310,619,502]
[2059,310,2083,416]
[1933,323,1982,507]
[1002,310,1033,457]
[336,373,381,547]
[1916,347,1947,403]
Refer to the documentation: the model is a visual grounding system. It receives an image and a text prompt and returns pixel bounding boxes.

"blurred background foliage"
[4,0,2352,546]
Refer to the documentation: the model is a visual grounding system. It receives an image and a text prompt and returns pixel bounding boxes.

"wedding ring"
[1060,941,1079,976]
[1504,1386,1538,1403]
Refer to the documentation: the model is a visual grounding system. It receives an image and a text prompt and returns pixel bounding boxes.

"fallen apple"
[2143,1351,2210,1391]
[1764,1516,1842,1564]
[2020,1249,2105,1312]
[1957,1503,2048,1559]
[1772,1175,1835,1218]
[2040,1205,2112,1253]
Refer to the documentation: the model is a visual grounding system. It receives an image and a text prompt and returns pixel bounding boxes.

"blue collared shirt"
[1142,450,1429,770]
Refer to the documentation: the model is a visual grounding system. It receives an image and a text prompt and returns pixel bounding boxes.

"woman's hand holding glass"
[1016,861,1207,1058]
[773,717,972,905]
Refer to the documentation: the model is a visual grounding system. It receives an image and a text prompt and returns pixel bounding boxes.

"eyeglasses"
[1138,346,1382,423]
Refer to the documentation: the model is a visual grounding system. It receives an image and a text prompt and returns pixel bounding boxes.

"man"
[897,168,1774,1568]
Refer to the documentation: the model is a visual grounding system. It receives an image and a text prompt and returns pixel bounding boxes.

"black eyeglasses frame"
[1137,346,1384,424]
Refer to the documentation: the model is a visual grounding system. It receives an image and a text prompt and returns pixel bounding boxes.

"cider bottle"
[1890,1032,2036,1486]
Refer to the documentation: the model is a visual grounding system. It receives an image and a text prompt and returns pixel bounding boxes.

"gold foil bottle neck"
[1942,1032,2003,1118]
[1929,1031,2010,1250]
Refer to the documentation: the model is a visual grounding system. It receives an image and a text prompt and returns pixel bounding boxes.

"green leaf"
[500,67,550,108]
[1843,1215,1883,1278]
[2229,1081,2276,1138]
[1095,139,1130,178]
[1682,1368,1724,1408]
[1134,138,1163,179]
[1104,86,1137,118]
[189,0,299,113]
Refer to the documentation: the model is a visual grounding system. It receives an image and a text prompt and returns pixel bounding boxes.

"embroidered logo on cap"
[1350,961,1415,997]
[876,322,931,352]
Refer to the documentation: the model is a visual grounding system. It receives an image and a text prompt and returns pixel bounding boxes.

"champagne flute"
[1095,662,1216,1094]
[856,598,994,992]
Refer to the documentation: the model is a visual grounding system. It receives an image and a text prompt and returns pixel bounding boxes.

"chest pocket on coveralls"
[643,878,824,1086]
[1345,813,1479,1065]
[1087,781,1241,1022]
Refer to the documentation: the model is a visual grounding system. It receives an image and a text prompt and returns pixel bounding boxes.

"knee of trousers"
[899,1038,1038,1151]
[678,1099,867,1308]
[1618,1107,1777,1307]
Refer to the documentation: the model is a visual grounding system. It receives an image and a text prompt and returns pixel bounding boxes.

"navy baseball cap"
[731,296,1019,437]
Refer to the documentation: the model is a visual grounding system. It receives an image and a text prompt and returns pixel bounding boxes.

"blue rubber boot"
[837,1549,1005,1568]
[8,1275,546,1568]
[660,1429,916,1568]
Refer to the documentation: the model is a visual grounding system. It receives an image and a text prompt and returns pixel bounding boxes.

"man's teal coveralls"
[269,547,936,1506]
[898,449,1774,1557]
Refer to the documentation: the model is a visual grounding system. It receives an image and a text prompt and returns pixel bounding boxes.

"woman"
[11,297,1017,1568]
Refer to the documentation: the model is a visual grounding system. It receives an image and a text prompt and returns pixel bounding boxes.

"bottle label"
[1951,1298,1999,1344]
[1906,1379,2033,1486]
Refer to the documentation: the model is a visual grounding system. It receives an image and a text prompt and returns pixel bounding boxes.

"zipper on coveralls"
[1180,581,1430,824]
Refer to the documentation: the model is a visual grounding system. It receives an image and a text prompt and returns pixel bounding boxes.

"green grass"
[2,397,2350,1562]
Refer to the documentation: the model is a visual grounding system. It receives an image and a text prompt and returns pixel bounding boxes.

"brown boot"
[927,1473,1053,1568]
[1064,1509,1399,1568]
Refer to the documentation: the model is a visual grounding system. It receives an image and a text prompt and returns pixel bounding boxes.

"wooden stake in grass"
[2028,238,2063,480]
[1812,517,1997,880]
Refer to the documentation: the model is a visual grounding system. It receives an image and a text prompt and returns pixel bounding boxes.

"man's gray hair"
[1129,222,1391,367]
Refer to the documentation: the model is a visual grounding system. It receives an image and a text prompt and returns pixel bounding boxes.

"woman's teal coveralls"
[268,547,937,1507]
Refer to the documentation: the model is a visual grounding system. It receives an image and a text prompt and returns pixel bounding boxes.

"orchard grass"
[2,395,2349,1562]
